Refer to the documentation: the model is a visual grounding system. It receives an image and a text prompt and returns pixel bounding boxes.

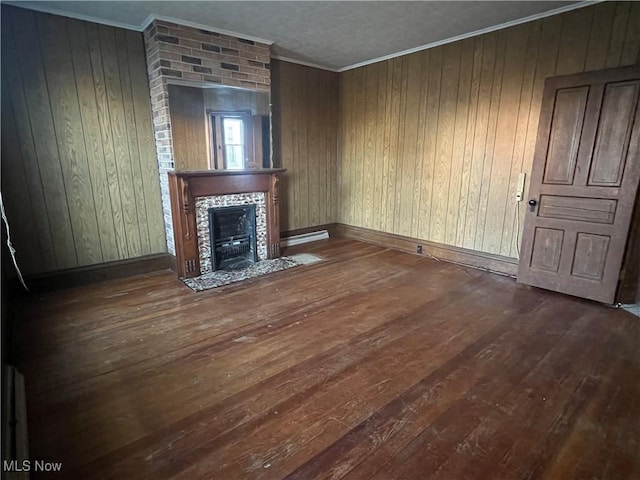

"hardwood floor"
[12,238,640,479]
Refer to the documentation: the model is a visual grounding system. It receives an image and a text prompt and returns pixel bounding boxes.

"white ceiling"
[7,1,591,71]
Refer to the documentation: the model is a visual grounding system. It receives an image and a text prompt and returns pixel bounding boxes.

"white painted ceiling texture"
[7,1,588,71]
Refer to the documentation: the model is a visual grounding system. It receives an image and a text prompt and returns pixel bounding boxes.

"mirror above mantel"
[168,82,271,171]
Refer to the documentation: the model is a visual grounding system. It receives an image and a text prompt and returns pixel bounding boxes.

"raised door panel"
[530,227,564,273]
[571,233,610,280]
[538,195,617,224]
[589,81,640,186]
[543,86,589,185]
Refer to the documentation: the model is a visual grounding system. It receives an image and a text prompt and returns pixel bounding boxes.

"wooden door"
[518,65,640,304]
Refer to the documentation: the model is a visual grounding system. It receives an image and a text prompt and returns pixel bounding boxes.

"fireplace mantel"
[168,169,286,277]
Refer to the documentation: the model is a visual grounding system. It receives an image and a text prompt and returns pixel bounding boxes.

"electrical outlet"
[417,245,423,254]
[516,172,526,202]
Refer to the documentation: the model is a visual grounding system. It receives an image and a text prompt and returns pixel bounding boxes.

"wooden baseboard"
[18,253,175,293]
[333,223,518,277]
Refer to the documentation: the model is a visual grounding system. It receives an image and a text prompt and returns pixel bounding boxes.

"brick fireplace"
[143,20,271,255]
[168,170,284,278]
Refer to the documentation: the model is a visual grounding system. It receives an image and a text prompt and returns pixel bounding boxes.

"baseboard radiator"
[281,230,330,247]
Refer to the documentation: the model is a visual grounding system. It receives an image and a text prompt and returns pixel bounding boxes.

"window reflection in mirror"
[222,117,245,169]
[168,83,271,171]
[211,113,248,169]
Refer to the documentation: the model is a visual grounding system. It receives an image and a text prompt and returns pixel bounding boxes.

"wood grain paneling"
[0,5,165,276]
[4,7,78,270]
[39,12,104,266]
[337,1,640,259]
[67,19,119,263]
[125,31,166,256]
[272,60,339,232]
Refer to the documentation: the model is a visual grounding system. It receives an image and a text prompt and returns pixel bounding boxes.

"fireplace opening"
[208,205,258,271]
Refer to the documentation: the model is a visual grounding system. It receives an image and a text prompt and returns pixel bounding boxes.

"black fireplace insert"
[208,205,258,271]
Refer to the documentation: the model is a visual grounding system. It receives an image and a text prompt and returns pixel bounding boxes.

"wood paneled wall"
[272,60,339,232]
[337,1,640,258]
[1,5,165,276]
